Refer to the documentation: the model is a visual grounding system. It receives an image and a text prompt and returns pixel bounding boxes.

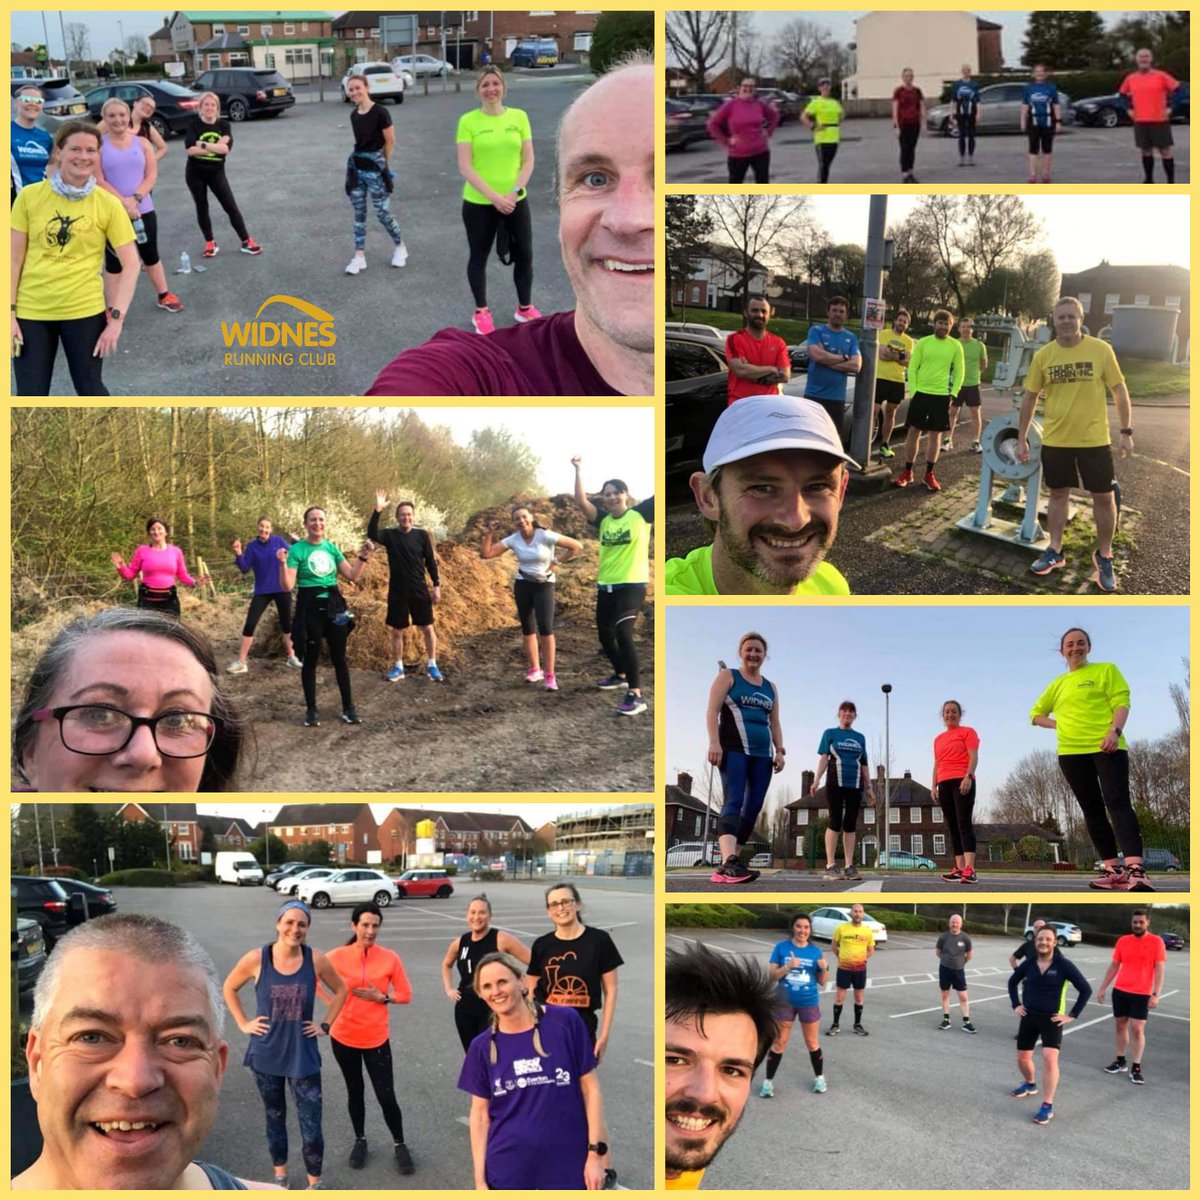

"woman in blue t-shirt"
[705,631,785,885]
[762,913,829,1097]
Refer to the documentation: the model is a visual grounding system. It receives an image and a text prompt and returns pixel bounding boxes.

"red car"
[393,869,454,899]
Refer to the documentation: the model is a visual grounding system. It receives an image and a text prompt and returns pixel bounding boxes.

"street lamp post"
[881,684,892,868]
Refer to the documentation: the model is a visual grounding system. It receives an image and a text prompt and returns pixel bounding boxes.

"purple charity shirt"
[457,1004,597,1189]
[365,310,621,397]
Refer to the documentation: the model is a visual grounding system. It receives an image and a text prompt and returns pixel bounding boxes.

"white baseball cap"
[702,395,860,473]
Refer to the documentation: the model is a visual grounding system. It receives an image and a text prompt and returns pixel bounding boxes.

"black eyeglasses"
[32,705,218,759]
[547,898,577,910]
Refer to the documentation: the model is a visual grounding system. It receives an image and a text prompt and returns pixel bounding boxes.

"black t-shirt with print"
[351,102,392,153]
[185,117,233,171]
[528,925,624,1040]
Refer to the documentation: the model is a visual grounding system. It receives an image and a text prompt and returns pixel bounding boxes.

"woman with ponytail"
[457,952,607,1189]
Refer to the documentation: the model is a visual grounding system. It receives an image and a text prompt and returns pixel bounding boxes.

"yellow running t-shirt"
[1024,335,1124,448]
[876,330,915,385]
[595,502,652,586]
[456,106,532,204]
[804,96,843,144]
[665,544,849,596]
[666,1170,705,1189]
[833,922,875,968]
[1030,662,1130,755]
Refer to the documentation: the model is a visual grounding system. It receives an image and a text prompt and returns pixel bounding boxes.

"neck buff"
[48,170,97,201]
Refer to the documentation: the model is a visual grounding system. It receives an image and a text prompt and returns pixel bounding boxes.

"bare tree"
[666,11,730,91]
[1169,657,1190,740]
[64,21,91,63]
[124,33,150,59]
[955,195,1043,295]
[702,194,808,306]
[772,18,840,89]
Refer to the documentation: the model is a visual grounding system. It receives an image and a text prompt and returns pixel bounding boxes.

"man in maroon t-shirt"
[725,295,791,405]
[367,53,653,397]
[891,67,925,183]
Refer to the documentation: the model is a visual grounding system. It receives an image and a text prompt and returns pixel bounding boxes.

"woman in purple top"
[94,98,184,313]
[458,952,607,1190]
[706,77,781,184]
[228,516,303,674]
[112,517,209,617]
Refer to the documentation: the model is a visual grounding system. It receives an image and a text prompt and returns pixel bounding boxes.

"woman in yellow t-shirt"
[455,66,537,335]
[10,121,140,395]
[1030,626,1149,892]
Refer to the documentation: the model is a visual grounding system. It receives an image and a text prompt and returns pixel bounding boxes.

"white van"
[215,852,264,886]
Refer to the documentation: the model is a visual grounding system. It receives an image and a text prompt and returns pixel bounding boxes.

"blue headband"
[277,900,311,921]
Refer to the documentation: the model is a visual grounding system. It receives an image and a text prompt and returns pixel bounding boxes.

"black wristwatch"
[320,1021,330,1034]
[108,307,122,321]
[587,1142,608,1156]
[1119,427,1134,436]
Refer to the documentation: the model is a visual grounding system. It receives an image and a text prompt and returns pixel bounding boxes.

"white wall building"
[844,10,979,101]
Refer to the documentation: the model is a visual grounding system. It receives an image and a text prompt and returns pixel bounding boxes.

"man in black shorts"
[935,913,977,1034]
[872,308,913,460]
[1018,296,1134,593]
[945,316,988,453]
[368,491,443,681]
[1096,908,1167,1086]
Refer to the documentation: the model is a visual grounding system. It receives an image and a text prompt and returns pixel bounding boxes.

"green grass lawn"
[1119,357,1190,398]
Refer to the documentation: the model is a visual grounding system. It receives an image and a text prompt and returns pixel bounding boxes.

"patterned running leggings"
[251,1069,324,1177]
[349,155,402,251]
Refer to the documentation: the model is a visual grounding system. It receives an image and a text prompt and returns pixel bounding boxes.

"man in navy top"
[1021,63,1061,184]
[804,296,861,448]
[951,64,981,166]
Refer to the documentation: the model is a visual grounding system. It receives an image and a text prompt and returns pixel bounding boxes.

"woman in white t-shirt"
[480,504,581,692]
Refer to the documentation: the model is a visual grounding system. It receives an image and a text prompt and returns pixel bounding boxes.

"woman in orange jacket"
[323,902,415,1175]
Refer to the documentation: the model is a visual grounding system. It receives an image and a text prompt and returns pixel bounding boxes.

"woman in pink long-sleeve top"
[112,517,208,617]
[706,77,781,184]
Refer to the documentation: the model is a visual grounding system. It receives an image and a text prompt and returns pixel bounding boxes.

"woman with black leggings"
[324,903,415,1175]
[1031,626,1151,892]
[278,505,372,727]
[572,456,653,718]
[184,91,262,258]
[479,504,582,691]
[455,65,538,336]
[933,700,980,885]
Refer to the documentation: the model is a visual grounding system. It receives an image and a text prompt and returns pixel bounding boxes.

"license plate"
[273,88,287,96]
[70,102,87,113]
[26,935,42,955]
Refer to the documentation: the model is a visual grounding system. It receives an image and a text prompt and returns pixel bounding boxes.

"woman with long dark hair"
[112,517,208,617]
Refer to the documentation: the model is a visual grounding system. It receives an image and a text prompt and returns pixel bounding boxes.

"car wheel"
[395,92,404,104]
[373,890,392,907]
[943,117,957,139]
[312,892,331,909]
[151,115,170,138]
[1058,936,1067,947]
[1167,865,1179,872]
[1025,931,1034,941]
[436,886,452,898]
[1100,107,1120,129]
[918,863,933,870]
[228,97,248,122]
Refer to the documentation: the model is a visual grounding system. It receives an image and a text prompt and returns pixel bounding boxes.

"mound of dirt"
[455,493,599,544]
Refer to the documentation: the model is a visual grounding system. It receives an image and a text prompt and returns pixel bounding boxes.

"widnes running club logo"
[221,295,336,368]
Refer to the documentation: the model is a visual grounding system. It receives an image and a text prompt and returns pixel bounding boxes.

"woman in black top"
[184,91,262,258]
[344,75,407,276]
[441,894,529,1051]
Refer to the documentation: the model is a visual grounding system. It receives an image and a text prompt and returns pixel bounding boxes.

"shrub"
[97,868,176,887]
[589,11,654,75]
[666,904,758,928]
[173,866,214,883]
[42,865,88,880]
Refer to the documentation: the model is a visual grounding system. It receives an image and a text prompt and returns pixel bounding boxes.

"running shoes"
[1032,1102,1054,1125]
[941,867,963,882]
[923,469,941,492]
[226,660,248,674]
[939,1015,952,1030]
[843,864,862,881]
[617,690,647,716]
[972,440,983,453]
[1089,864,1128,891]
[853,1024,869,1036]
[1092,549,1118,593]
[962,1020,977,1034]
[391,243,408,268]
[514,304,543,323]
[1030,547,1066,575]
[1011,1081,1038,1098]
[1130,1067,1144,1085]
[823,866,844,881]
[427,663,445,682]
[892,467,914,487]
[812,1075,827,1094]
[471,308,495,335]
[826,1023,840,1036]
[544,673,559,691]
[1122,865,1155,892]
[341,708,362,725]
[525,667,545,683]
[385,665,406,682]
[941,436,953,451]
[394,1143,415,1174]
[304,709,320,727]
[597,674,627,690]
[349,1139,367,1169]
[286,655,303,668]
[759,1079,775,1098]
[345,255,367,275]
[711,856,759,885]
[157,292,185,312]
[878,443,895,459]
[240,238,263,255]
[961,867,978,885]
[1104,1059,1128,1074]
[204,241,219,258]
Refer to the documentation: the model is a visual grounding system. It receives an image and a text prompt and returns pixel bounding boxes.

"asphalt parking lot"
[666,117,1191,185]
[669,927,1189,1189]
[18,77,588,397]
[19,881,653,1189]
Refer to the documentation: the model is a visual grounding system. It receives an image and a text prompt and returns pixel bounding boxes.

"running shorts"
[1133,122,1173,151]
[1111,987,1151,1021]
[1027,127,1055,154]
[875,378,905,405]
[826,784,863,833]
[1016,1011,1064,1051]
[956,384,981,407]
[836,966,867,991]
[776,1003,822,1026]
[1039,444,1115,493]
[386,590,434,628]
[907,391,952,432]
[939,965,968,992]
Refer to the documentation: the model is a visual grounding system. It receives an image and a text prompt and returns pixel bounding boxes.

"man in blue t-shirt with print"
[811,701,874,880]
[804,296,861,449]
[1021,63,1061,184]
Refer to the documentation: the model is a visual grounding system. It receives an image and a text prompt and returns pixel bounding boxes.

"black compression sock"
[904,462,914,472]
[765,1050,782,1080]
[1132,1061,1140,1070]
[1143,155,1155,182]
[809,1047,824,1076]
[1116,1055,1126,1065]
[854,1004,863,1025]
[157,291,168,300]
[1164,159,1176,183]
[832,1004,843,1026]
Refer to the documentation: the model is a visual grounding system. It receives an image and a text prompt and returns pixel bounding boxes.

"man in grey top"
[935,913,976,1034]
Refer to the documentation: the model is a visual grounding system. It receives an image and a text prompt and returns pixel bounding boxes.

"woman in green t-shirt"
[278,506,374,727]
[455,66,538,336]
[1030,626,1149,892]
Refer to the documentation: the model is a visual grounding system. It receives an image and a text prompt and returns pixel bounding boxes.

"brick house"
[271,804,378,863]
[375,808,534,862]
[197,814,259,849]
[664,772,721,846]
[673,242,770,313]
[149,22,175,64]
[168,11,335,79]
[1059,261,1189,346]
[103,802,202,862]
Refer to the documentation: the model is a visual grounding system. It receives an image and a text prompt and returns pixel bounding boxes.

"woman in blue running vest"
[705,631,784,884]
[761,913,828,1098]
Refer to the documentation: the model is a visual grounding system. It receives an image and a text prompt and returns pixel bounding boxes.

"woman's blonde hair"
[475,64,506,96]
[197,91,221,111]
[739,630,768,655]
[100,97,132,119]
[472,951,547,1063]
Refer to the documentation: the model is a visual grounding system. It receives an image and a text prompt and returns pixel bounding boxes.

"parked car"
[787,343,809,371]
[756,87,801,123]
[340,62,406,104]
[488,859,507,872]
[278,867,336,896]
[215,852,264,886]
[393,868,454,898]
[10,76,89,127]
[392,53,453,79]
[748,851,772,868]
[809,905,888,944]
[666,841,721,868]
[666,329,729,479]
[14,915,47,992]
[1159,931,1186,951]
[12,876,87,951]
[666,98,709,150]
[83,80,201,136]
[190,67,294,121]
[297,868,397,909]
[928,83,1073,136]
[1024,920,1082,946]
[1072,82,1189,127]
[665,319,726,341]
[55,878,117,916]
[266,862,310,889]
[1093,848,1182,873]
[510,38,559,68]
[876,850,936,870]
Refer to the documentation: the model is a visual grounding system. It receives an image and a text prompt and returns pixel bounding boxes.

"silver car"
[392,54,454,79]
[927,82,1073,136]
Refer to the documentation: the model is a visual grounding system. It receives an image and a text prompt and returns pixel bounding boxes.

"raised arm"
[480,520,509,559]
[571,456,598,521]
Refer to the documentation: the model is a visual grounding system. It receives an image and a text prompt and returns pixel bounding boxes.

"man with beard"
[1096,908,1167,1086]
[803,296,861,447]
[872,307,913,460]
[665,395,854,595]
[725,295,790,405]
[666,944,777,1189]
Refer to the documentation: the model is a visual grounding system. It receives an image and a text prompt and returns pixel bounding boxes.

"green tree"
[302,838,335,865]
[116,815,164,869]
[1021,12,1108,69]
[588,11,653,75]
[666,195,713,317]
[200,824,217,856]
[248,834,290,866]
[59,805,111,877]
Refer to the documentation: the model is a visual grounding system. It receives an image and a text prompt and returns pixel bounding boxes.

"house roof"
[332,11,467,30]
[118,802,199,821]
[976,18,1003,31]
[665,785,720,816]
[272,804,374,826]
[150,23,174,41]
[974,823,1064,843]
[180,11,332,20]
[1062,263,1189,283]
[700,241,769,273]
[198,814,258,837]
[383,808,534,835]
[197,32,250,50]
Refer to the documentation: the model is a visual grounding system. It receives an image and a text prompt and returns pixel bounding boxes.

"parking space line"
[847,880,883,892]
[1150,1011,1190,1022]
[634,1058,655,1067]
[1064,989,1181,1035]
[890,993,1016,1018]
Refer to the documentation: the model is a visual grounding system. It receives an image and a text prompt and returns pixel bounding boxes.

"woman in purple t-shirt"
[458,952,606,1190]
[112,516,208,617]
[706,77,781,184]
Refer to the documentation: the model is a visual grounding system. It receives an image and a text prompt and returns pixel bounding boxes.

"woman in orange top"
[323,902,415,1175]
[932,700,981,885]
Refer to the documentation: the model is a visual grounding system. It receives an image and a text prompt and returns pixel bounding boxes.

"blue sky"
[666,605,1189,815]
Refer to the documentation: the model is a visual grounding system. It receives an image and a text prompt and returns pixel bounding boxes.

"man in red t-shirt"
[1118,47,1180,183]
[724,295,791,405]
[1095,908,1168,1085]
[891,67,925,183]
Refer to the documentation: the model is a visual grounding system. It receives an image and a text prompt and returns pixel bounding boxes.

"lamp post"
[881,684,892,868]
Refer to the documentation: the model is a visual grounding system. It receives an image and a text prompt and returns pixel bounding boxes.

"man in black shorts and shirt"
[368,492,443,681]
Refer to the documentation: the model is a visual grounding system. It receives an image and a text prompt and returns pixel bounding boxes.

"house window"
[690,286,700,303]
[1078,291,1092,312]
[207,53,221,67]
[795,809,809,826]
[179,843,194,861]
[931,807,943,823]
[1134,293,1150,306]
[932,834,946,855]
[302,22,309,32]
[694,815,701,835]
[285,24,296,35]
[1166,295,1181,308]
[888,807,900,824]
[229,52,249,65]
[1104,292,1120,314]
[863,807,875,825]
[356,28,365,38]
[911,834,924,855]
[237,25,249,35]
[261,24,273,36]
[888,834,901,851]
[265,52,276,67]
[795,835,806,855]
[371,28,380,38]
[213,23,225,34]
[909,807,921,825]
[574,31,593,50]
[817,809,828,821]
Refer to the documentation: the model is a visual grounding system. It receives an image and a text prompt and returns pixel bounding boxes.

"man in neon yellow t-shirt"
[665,394,856,596]
[1017,296,1133,592]
[945,315,988,453]
[802,78,843,183]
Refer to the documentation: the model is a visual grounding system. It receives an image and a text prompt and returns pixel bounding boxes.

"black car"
[55,877,118,916]
[83,80,203,137]
[1159,931,1185,951]
[266,862,310,889]
[666,330,730,478]
[12,876,87,951]
[1072,82,1190,127]
[10,76,90,127]
[191,68,295,121]
[14,916,47,992]
[666,99,709,150]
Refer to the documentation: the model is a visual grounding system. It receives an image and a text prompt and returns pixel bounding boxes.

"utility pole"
[33,804,45,874]
[851,195,891,473]
[162,805,171,868]
[881,684,892,868]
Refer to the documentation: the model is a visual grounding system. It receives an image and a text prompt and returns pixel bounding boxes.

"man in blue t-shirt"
[951,64,981,165]
[1021,63,1061,184]
[812,701,874,880]
[762,913,829,1097]
[804,296,862,449]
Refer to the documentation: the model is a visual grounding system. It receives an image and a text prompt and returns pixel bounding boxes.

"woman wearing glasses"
[11,86,54,198]
[12,607,245,791]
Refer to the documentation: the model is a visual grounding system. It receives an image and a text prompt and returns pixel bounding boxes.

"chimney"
[801,769,815,795]
[677,771,693,795]
[903,769,912,779]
